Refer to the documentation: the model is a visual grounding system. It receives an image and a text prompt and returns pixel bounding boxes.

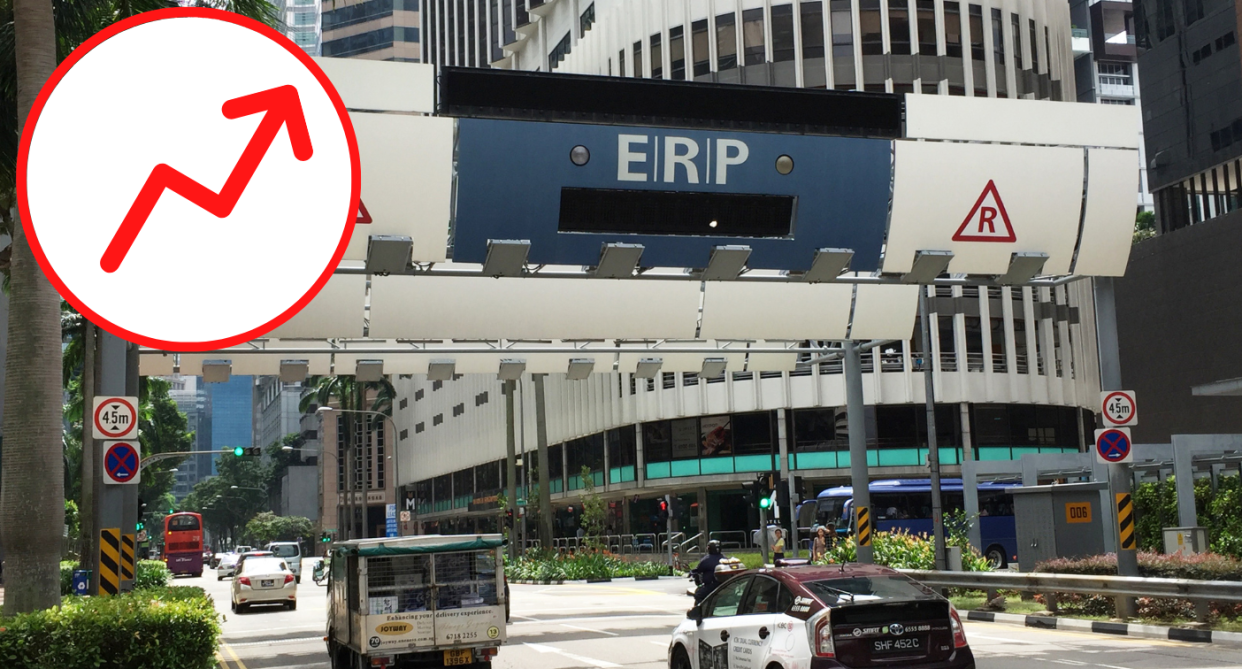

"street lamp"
[230,485,266,493]
[317,406,400,541]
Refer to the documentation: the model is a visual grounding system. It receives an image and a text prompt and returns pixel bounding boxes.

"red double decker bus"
[164,512,204,577]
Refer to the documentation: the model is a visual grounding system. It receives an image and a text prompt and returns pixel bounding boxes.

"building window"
[801,1,825,59]
[399,397,408,410]
[549,31,571,69]
[475,391,489,406]
[1029,19,1040,73]
[1011,13,1022,71]
[916,0,936,55]
[742,8,765,65]
[991,8,1005,66]
[432,380,442,391]
[433,414,443,426]
[860,0,883,55]
[944,1,962,57]
[415,389,424,401]
[452,403,464,417]
[415,422,425,434]
[1098,62,1131,86]
[831,0,856,87]
[580,2,595,34]
[1184,0,1204,24]
[619,48,626,76]
[968,5,984,61]
[650,33,662,78]
[889,0,911,55]
[692,19,710,76]
[633,40,644,76]
[772,4,795,62]
[670,25,686,79]
[717,12,738,70]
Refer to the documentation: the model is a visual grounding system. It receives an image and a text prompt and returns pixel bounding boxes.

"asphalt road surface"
[192,568,1242,669]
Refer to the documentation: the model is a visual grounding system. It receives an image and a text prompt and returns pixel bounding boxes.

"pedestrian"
[812,526,830,563]
[772,528,786,561]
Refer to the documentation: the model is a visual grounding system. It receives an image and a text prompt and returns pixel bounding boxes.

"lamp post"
[317,407,400,541]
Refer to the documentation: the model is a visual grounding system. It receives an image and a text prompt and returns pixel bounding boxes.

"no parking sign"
[1094,428,1133,465]
[102,441,141,485]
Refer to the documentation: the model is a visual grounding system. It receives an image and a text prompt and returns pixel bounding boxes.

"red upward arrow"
[100,85,314,273]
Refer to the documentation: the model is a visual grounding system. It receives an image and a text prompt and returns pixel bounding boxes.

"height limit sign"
[93,396,138,441]
[1101,390,1138,427]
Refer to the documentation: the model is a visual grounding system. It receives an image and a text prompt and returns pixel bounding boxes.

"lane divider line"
[524,642,623,668]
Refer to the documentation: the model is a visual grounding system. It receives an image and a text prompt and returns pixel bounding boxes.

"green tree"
[243,512,314,545]
[579,465,606,545]
[1134,210,1156,244]
[180,454,271,549]
[0,0,279,616]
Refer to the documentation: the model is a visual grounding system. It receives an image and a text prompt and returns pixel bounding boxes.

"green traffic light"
[136,522,144,531]
[759,497,772,509]
[233,446,245,456]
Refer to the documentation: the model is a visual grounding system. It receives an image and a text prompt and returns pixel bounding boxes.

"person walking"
[811,526,830,563]
[772,528,786,562]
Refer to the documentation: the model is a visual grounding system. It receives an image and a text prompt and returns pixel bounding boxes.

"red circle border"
[104,441,139,482]
[94,396,138,439]
[1102,391,1136,426]
[16,7,361,352]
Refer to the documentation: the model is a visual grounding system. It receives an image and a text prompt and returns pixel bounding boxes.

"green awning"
[333,537,506,557]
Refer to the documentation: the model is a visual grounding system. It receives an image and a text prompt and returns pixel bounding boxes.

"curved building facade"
[408,0,1097,542]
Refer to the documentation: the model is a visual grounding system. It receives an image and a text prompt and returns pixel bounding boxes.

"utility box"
[1163,526,1209,555]
[1011,482,1107,570]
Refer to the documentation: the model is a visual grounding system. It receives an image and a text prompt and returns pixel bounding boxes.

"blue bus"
[801,479,1020,567]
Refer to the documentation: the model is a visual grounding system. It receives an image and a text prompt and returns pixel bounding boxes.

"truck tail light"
[808,610,834,658]
[238,577,251,586]
[949,607,968,648]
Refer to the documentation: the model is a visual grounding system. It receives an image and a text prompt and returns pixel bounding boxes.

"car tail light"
[808,610,834,658]
[284,574,294,584]
[949,606,968,648]
[238,577,251,586]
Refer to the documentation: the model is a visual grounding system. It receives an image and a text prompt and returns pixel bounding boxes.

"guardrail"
[901,569,1242,620]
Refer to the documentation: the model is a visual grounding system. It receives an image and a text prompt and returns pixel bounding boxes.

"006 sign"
[93,396,138,440]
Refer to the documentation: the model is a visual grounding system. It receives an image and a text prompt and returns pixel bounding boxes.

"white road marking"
[524,642,623,668]
[967,633,1035,644]
[1052,660,1089,666]
[562,623,619,636]
[511,613,683,626]
[226,636,323,648]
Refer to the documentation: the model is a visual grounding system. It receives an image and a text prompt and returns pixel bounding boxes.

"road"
[192,567,1242,669]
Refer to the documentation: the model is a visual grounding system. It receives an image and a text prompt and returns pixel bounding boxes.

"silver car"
[217,552,241,580]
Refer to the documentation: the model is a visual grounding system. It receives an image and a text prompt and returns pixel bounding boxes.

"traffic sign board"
[93,396,138,440]
[952,180,1016,242]
[103,441,142,484]
[1101,390,1138,427]
[1095,428,1134,464]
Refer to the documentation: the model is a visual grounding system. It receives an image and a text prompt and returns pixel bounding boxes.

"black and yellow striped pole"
[99,528,121,596]
[121,533,136,589]
[1116,493,1136,551]
[856,506,872,547]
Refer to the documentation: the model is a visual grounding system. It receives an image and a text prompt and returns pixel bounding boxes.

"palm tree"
[300,375,395,540]
[0,0,278,615]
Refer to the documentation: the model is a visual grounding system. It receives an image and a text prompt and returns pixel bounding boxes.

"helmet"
[707,540,722,555]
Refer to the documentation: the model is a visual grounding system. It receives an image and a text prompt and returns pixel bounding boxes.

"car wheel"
[196,571,202,578]
[287,600,297,611]
[296,575,301,584]
[230,599,237,613]
[218,574,223,581]
[985,546,1007,569]
[238,603,249,614]
[670,645,692,669]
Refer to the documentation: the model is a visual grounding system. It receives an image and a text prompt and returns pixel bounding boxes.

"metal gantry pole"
[534,374,553,549]
[504,379,518,560]
[843,341,873,564]
[1094,277,1138,618]
[79,323,96,585]
[919,288,948,571]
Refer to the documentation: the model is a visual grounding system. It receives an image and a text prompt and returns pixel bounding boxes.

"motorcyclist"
[692,541,726,603]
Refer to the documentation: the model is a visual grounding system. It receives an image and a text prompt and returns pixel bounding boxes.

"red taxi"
[669,563,973,669]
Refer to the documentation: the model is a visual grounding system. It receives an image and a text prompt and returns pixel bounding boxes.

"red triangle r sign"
[356,200,372,224]
[952,180,1016,242]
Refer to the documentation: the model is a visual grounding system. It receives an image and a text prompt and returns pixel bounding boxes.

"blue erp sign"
[452,119,891,272]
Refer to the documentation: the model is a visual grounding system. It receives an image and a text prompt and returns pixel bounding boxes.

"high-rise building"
[278,0,323,55]
[405,1,1109,551]
[321,0,423,61]
[1112,0,1242,441]
[253,376,305,450]
[207,375,254,475]
[167,375,209,500]
[1070,0,1152,211]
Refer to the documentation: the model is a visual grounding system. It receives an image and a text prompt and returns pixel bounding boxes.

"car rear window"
[270,544,300,558]
[804,575,937,605]
[242,558,288,574]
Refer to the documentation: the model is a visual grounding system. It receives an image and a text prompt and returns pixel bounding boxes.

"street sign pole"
[1094,277,1138,619]
[505,379,518,561]
[93,331,129,596]
[122,342,140,592]
[843,341,873,564]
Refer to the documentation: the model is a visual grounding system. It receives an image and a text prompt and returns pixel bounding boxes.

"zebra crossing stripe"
[99,528,121,596]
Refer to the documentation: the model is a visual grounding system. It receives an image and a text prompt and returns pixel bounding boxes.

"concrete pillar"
[844,342,872,564]
[1172,435,1198,528]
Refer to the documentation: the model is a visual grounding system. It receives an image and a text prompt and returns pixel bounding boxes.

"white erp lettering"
[715,139,749,185]
[617,134,648,181]
[663,136,700,184]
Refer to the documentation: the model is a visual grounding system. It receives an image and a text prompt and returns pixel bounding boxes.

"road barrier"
[902,568,1242,620]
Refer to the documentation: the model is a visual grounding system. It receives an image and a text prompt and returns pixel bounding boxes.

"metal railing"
[992,353,1008,373]
[901,569,1242,620]
[709,530,751,550]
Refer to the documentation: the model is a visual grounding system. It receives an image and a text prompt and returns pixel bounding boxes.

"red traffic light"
[659,500,668,512]
[567,506,575,514]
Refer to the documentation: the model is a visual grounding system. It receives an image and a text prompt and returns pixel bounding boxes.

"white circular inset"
[19,8,359,351]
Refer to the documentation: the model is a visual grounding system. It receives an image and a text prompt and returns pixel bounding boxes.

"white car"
[231,556,297,613]
[266,541,303,583]
[217,552,240,580]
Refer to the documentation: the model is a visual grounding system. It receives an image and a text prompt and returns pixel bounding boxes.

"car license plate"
[873,636,922,654]
[261,579,274,588]
[444,649,473,666]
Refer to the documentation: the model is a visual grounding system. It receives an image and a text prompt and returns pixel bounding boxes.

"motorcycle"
[312,558,329,586]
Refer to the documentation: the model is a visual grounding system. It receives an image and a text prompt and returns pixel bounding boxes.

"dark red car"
[668,563,974,669]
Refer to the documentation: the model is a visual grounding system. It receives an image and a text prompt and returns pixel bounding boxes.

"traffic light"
[658,498,670,523]
[755,474,774,510]
[320,531,331,543]
[504,509,514,528]
[233,446,244,456]
[233,446,261,457]
[136,522,144,531]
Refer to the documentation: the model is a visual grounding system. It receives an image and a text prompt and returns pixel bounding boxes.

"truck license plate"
[444,649,473,666]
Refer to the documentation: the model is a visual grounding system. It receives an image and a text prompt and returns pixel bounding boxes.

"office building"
[207,375,254,475]
[321,0,423,60]
[278,0,323,55]
[253,376,305,450]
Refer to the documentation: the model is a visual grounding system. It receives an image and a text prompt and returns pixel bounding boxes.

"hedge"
[0,586,219,669]
[815,529,994,572]
[1134,475,1242,558]
[1033,552,1242,621]
[506,551,671,581]
[60,560,170,596]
